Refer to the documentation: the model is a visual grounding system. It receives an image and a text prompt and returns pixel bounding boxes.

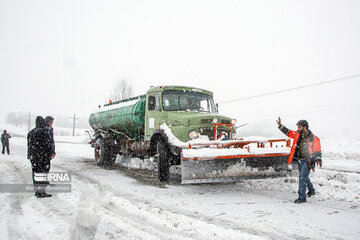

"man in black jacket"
[27,116,53,198]
[1,130,11,154]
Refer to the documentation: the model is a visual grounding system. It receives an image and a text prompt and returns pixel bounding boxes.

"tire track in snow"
[32,161,191,240]
[55,158,300,240]
[54,164,200,240]
[3,161,39,240]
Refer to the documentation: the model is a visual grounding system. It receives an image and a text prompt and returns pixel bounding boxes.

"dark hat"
[35,116,46,128]
[45,116,54,123]
[297,119,309,128]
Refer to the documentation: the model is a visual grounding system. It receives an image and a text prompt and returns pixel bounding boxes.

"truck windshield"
[162,90,215,112]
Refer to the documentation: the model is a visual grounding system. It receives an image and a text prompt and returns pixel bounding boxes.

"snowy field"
[0,131,360,239]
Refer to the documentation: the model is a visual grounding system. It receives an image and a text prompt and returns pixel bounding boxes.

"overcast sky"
[1,0,359,138]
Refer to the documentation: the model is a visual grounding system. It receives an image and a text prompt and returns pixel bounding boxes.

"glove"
[316,160,322,168]
[310,153,322,163]
[310,161,315,170]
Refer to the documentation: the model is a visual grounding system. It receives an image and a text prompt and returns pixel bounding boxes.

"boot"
[42,193,52,198]
[34,192,42,197]
[307,190,315,197]
[294,198,306,203]
[36,192,52,198]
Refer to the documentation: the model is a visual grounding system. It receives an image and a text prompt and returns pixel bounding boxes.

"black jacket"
[1,132,11,144]
[27,116,52,160]
[45,125,55,156]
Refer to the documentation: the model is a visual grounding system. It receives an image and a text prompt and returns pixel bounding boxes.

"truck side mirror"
[215,103,219,113]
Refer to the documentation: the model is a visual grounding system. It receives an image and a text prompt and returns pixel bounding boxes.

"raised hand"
[276,117,281,126]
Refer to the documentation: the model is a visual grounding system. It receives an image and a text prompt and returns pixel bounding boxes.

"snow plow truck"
[89,85,294,184]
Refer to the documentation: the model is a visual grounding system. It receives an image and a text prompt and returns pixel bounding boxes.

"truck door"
[145,93,164,141]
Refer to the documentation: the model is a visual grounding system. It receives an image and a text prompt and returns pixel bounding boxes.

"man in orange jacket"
[277,117,322,203]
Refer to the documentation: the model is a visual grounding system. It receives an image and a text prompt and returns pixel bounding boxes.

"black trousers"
[1,142,9,154]
[30,158,51,194]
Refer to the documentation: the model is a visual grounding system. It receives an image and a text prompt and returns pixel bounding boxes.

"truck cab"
[145,86,236,144]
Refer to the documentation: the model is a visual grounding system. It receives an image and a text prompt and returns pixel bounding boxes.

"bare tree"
[109,79,135,101]
[6,112,30,128]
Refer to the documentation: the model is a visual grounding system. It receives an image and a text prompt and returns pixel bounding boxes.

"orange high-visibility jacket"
[279,124,322,164]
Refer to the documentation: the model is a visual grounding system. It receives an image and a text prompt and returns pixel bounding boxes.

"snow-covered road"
[1,137,359,239]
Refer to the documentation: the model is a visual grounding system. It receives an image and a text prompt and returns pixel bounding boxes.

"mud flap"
[181,155,294,184]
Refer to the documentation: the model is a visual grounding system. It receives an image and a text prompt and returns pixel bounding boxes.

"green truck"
[89,85,291,183]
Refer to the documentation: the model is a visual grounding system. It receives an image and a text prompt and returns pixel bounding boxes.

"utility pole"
[70,114,79,136]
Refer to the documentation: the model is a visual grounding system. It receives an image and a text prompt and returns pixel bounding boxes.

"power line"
[282,103,360,118]
[220,73,360,104]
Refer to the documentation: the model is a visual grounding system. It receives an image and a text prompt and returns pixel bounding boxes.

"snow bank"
[322,139,360,158]
[53,127,90,137]
[55,135,90,144]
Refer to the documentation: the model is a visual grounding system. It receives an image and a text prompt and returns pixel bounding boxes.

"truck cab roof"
[146,86,213,96]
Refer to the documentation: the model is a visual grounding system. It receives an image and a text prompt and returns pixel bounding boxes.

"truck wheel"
[157,140,170,182]
[94,138,117,167]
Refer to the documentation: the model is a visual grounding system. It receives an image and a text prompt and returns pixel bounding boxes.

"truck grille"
[221,120,231,124]
[201,126,232,140]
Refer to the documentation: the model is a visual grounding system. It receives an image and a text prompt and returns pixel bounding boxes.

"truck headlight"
[189,131,199,139]
[212,118,218,124]
[231,119,237,125]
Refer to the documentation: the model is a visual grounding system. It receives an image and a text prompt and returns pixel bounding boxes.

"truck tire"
[94,138,117,167]
[157,140,170,182]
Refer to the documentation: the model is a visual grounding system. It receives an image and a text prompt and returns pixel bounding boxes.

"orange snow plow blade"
[181,139,296,184]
